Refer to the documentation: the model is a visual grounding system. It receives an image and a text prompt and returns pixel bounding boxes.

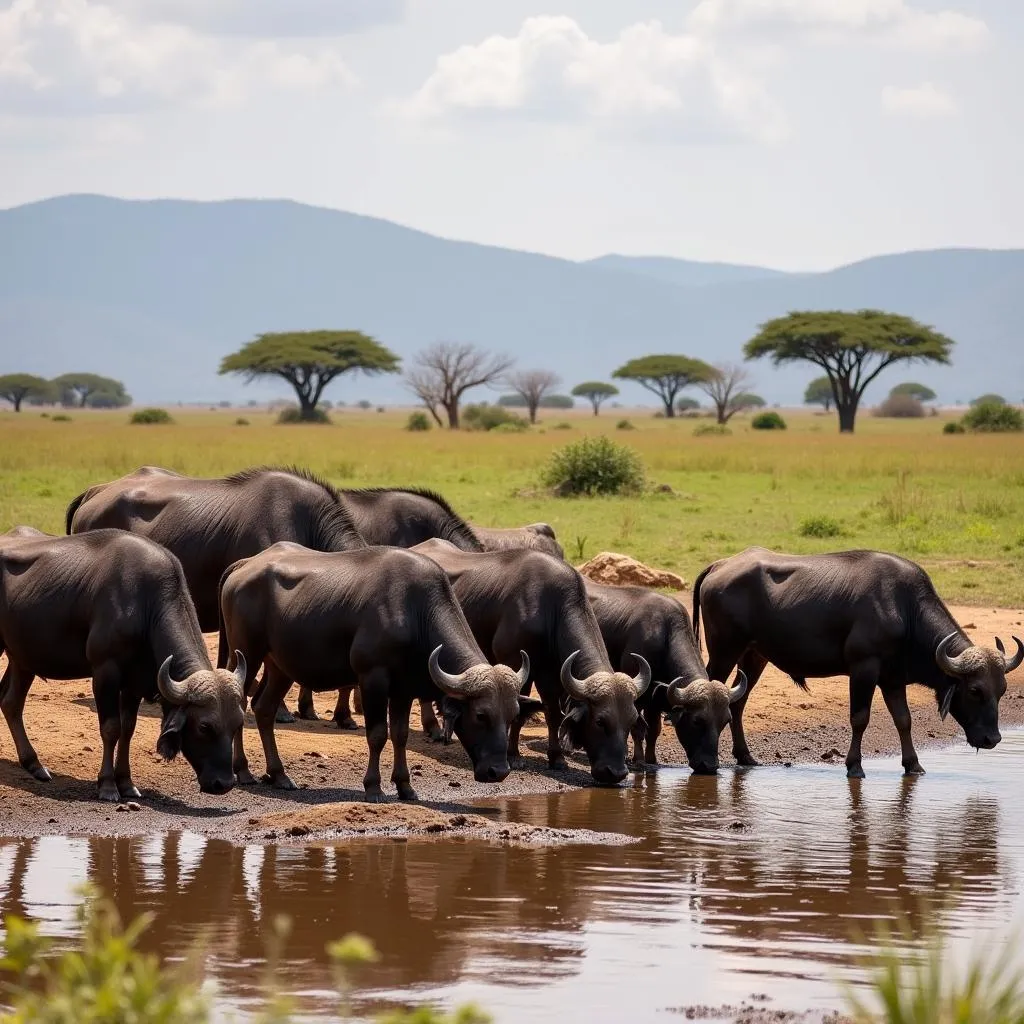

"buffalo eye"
[475,709,491,727]
[198,722,215,738]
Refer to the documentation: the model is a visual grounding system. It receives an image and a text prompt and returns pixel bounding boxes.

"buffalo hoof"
[97,780,120,803]
[275,705,296,725]
[396,785,418,802]
[235,767,258,787]
[334,716,359,731]
[548,758,569,772]
[735,753,760,767]
[904,762,926,776]
[364,789,386,804]
[298,707,320,722]
[26,762,51,783]
[846,764,866,780]
[117,782,142,801]
[424,727,444,744]
[262,771,297,791]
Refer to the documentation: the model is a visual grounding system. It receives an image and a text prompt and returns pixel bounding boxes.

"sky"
[1,0,1021,270]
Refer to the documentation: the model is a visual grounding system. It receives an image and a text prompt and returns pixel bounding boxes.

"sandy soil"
[0,604,1021,844]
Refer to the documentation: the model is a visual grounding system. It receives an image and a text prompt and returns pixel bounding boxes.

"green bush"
[462,404,528,432]
[751,411,787,431]
[491,420,529,434]
[693,423,731,436]
[971,393,1006,406]
[542,436,645,496]
[552,422,573,430]
[873,394,925,418]
[276,406,331,425]
[406,411,432,432]
[51,414,72,423]
[616,419,635,431]
[943,420,966,434]
[130,408,173,425]
[962,400,1023,433]
[799,515,842,538]
[235,417,249,426]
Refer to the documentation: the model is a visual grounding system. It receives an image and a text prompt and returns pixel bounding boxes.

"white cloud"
[881,82,958,117]
[401,16,785,143]
[689,0,990,51]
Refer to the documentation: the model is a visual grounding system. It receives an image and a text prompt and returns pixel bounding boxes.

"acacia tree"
[675,397,701,414]
[405,343,514,429]
[746,311,954,433]
[890,382,937,402]
[697,362,761,424]
[219,330,399,421]
[804,376,834,412]
[572,381,619,416]
[0,374,50,412]
[612,355,715,418]
[505,369,561,424]
[54,373,128,408]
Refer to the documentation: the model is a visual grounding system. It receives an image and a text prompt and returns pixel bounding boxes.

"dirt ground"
[0,604,1021,844]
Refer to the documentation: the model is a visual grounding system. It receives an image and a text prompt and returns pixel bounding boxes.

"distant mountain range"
[1,194,1021,406]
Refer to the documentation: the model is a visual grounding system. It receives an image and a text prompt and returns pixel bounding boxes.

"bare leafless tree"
[405,342,515,429]
[505,369,562,424]
[697,363,758,424]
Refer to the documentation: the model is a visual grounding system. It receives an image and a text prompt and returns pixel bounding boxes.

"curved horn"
[231,650,247,700]
[157,655,190,705]
[995,636,1024,674]
[560,651,591,702]
[517,650,531,689]
[729,668,748,706]
[428,645,472,698]
[630,653,652,698]
[666,676,690,708]
[936,633,972,677]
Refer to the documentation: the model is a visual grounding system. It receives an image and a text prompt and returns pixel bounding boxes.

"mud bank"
[0,604,1020,842]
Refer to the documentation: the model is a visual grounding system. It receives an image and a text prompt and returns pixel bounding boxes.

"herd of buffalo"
[0,464,1020,806]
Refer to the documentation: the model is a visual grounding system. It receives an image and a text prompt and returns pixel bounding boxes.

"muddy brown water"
[3,735,1024,1023]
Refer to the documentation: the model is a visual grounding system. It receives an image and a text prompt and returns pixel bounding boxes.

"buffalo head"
[429,646,531,783]
[935,632,1023,750]
[649,670,747,774]
[156,652,246,795]
[558,650,651,786]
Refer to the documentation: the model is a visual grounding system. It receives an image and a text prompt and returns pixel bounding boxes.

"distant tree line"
[0,372,131,412]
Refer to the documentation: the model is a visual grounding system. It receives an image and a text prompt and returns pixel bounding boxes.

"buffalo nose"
[594,764,628,786]
[982,732,1001,750]
[478,763,511,783]
[691,761,719,776]
[202,777,235,796]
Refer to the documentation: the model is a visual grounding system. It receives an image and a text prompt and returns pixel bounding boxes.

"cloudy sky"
[1,0,1019,269]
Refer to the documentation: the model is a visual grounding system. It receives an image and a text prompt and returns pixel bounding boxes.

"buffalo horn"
[231,651,247,700]
[729,669,748,705]
[560,651,591,702]
[429,645,474,698]
[666,677,691,707]
[157,656,190,705]
[995,636,1024,674]
[630,653,652,698]
[517,650,531,689]
[936,633,972,677]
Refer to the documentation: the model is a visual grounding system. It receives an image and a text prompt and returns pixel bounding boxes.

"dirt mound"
[577,551,687,590]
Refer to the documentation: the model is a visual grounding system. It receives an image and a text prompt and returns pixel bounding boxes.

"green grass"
[2,406,1023,604]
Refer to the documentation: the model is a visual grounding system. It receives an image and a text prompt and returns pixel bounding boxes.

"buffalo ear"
[648,683,671,716]
[558,703,587,755]
[516,696,544,724]
[939,684,956,721]
[440,696,461,745]
[157,707,187,761]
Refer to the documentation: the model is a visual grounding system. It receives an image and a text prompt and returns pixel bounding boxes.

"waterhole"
[3,735,1023,1021]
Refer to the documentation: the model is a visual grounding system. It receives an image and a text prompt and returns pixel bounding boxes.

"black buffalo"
[218,543,534,800]
[412,540,649,786]
[693,547,1024,777]
[586,580,747,774]
[0,527,245,800]
[471,523,565,560]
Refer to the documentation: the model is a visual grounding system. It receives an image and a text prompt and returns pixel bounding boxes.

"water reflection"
[1,738,1023,1021]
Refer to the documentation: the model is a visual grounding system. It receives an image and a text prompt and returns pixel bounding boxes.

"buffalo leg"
[252,662,297,791]
[419,700,443,743]
[641,705,661,767]
[881,685,924,776]
[93,663,124,802]
[542,690,568,772]
[0,663,50,782]
[331,687,359,731]
[389,692,418,802]
[113,689,142,801]
[297,685,320,722]
[360,672,390,803]
[845,662,879,779]
[274,680,296,725]
[717,651,767,767]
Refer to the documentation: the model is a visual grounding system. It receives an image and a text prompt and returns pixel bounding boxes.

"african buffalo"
[218,543,535,799]
[470,523,565,560]
[585,580,747,774]
[412,539,649,785]
[693,546,1024,777]
[0,527,245,801]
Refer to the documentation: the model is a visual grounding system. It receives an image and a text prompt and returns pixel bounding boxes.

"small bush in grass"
[873,394,925,418]
[40,412,49,418]
[276,406,331,425]
[462,404,528,432]
[552,421,573,430]
[491,420,529,434]
[130,407,173,425]
[962,400,1023,433]
[52,413,72,422]
[752,411,786,430]
[542,436,645,496]
[943,420,966,434]
[406,411,432,432]
[799,515,842,538]
[234,417,249,426]
[616,419,635,431]
[693,423,731,437]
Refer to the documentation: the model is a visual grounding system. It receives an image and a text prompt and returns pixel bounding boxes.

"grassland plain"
[1,406,1023,605]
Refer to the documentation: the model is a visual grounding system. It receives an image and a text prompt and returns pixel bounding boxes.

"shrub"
[40,412,49,418]
[971,393,1006,406]
[491,420,529,434]
[693,423,731,436]
[616,419,635,431]
[357,400,372,410]
[462,404,528,432]
[962,400,1023,433]
[235,417,249,426]
[542,436,645,496]
[799,515,842,538]
[751,411,786,430]
[276,406,331,425]
[552,421,573,430]
[943,420,966,434]
[873,394,925,418]
[130,408,173,425]
[51,413,72,422]
[406,411,432,432]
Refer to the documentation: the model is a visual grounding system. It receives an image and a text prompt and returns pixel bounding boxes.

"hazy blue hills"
[1,194,1021,407]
